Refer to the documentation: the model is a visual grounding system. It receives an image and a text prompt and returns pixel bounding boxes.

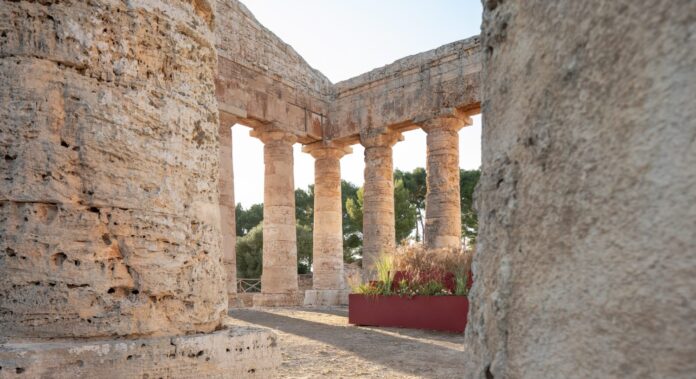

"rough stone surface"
[422,117,469,249]
[0,0,226,339]
[464,1,696,378]
[253,128,300,305]
[0,321,280,379]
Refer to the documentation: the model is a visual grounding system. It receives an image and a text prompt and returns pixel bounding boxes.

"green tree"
[296,223,313,274]
[294,186,314,272]
[394,168,427,241]
[394,179,418,243]
[235,223,315,278]
[236,223,263,278]
[346,187,364,233]
[345,179,417,247]
[341,180,361,262]
[345,187,365,260]
[460,169,481,244]
[235,203,263,237]
[295,186,314,227]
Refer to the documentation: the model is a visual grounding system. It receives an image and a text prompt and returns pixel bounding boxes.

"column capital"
[250,126,297,145]
[359,129,404,148]
[302,140,353,159]
[420,115,472,134]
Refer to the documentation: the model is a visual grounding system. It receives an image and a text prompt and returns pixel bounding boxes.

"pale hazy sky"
[233,0,483,206]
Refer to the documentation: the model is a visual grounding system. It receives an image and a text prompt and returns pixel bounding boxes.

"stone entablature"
[328,36,481,142]
[214,1,481,143]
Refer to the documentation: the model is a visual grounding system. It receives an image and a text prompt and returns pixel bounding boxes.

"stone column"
[302,142,352,305]
[251,128,301,306]
[0,0,279,376]
[360,131,403,275]
[219,123,237,306]
[464,0,695,378]
[422,116,470,250]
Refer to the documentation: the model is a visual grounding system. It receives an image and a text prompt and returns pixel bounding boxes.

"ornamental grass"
[352,242,473,297]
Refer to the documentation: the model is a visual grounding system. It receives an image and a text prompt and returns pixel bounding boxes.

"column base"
[303,289,350,306]
[252,292,303,307]
[0,319,280,378]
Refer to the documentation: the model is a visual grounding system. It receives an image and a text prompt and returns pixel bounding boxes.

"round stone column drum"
[303,142,352,305]
[422,116,469,250]
[360,131,403,275]
[252,128,301,306]
[0,0,226,339]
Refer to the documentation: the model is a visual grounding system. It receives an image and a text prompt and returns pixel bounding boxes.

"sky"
[233,0,483,207]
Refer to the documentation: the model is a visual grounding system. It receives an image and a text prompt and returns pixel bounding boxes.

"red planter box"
[348,294,469,333]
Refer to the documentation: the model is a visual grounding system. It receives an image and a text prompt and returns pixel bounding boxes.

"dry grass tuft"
[393,242,473,279]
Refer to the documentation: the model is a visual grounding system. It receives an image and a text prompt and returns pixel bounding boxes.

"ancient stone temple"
[215,0,481,297]
[2,0,693,377]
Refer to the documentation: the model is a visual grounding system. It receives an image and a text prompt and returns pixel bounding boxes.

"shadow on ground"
[229,307,465,378]
[299,306,465,344]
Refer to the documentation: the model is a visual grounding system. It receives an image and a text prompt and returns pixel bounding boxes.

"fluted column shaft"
[219,124,237,301]
[423,117,468,249]
[304,143,351,290]
[360,131,402,273]
[255,129,298,296]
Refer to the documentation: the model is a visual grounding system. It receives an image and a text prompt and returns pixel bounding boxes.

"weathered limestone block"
[0,0,225,338]
[464,1,696,378]
[219,123,237,305]
[360,131,403,274]
[0,322,280,378]
[252,128,300,306]
[422,116,470,249]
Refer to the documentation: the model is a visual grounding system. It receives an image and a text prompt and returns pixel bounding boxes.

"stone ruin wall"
[215,0,332,142]
[0,0,226,339]
[464,0,696,378]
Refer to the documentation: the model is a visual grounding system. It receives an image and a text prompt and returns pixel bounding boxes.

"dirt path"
[228,307,466,378]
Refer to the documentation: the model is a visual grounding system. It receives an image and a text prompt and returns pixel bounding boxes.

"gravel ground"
[228,307,466,378]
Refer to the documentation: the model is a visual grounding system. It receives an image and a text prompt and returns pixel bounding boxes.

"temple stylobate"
[215,0,481,305]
